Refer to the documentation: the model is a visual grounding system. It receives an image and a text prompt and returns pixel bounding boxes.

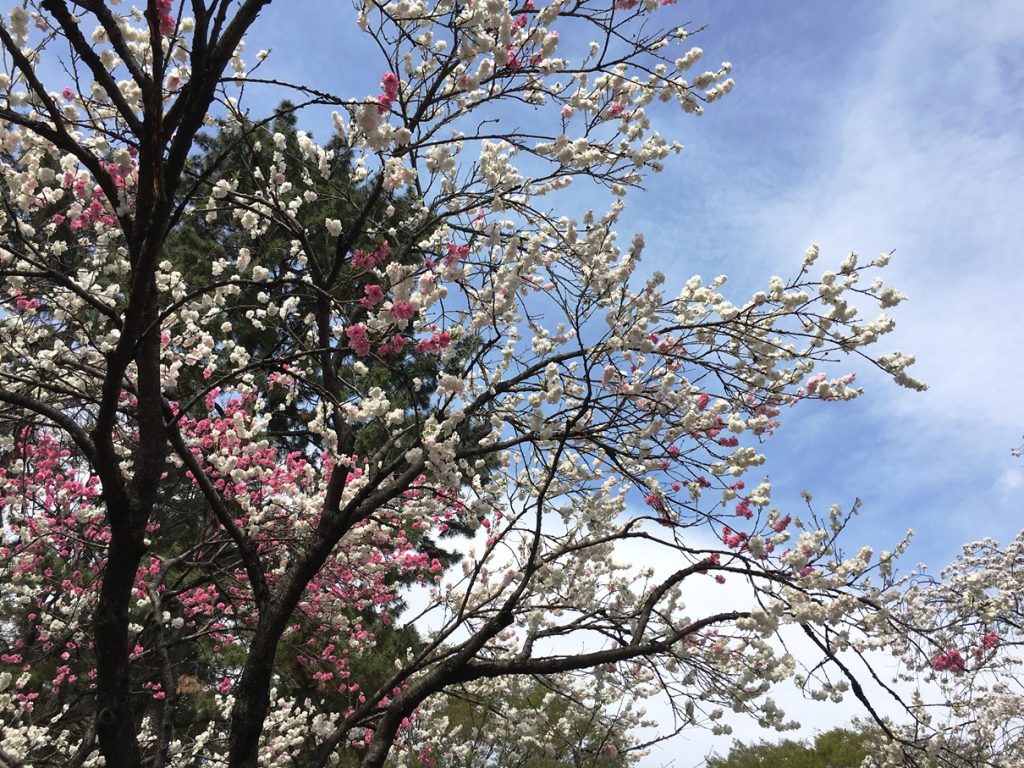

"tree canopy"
[706,727,870,768]
[1,3,1023,768]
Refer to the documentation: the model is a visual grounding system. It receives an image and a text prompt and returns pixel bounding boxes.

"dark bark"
[225,455,427,766]
[93,519,148,768]
[14,3,278,765]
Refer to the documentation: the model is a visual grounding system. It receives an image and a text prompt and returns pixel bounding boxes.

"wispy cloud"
[753,1,1023,552]
[244,4,1021,761]
[998,466,1024,494]
[754,1,1024,424]
[630,3,1024,763]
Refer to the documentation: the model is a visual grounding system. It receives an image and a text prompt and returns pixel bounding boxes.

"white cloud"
[633,3,1024,763]
[997,466,1024,493]
[754,1,1024,436]
[619,527,915,768]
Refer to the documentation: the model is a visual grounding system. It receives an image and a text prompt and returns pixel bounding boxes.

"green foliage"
[0,105,469,756]
[155,105,492,759]
[165,101,489,539]
[165,102,427,452]
[705,727,869,768]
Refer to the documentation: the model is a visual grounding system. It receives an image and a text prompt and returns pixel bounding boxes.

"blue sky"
[16,0,1014,566]
[241,2,1024,758]
[15,0,1018,761]
[246,0,1024,564]
[647,0,1024,566]
[625,2,1024,758]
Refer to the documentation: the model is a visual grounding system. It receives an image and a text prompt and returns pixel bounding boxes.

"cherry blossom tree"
[862,531,1024,768]
[0,2,1018,768]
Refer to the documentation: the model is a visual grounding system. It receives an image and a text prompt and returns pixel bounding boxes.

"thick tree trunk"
[93,529,147,768]
[226,629,279,768]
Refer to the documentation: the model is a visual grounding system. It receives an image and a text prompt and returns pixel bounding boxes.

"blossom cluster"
[0,2,1000,767]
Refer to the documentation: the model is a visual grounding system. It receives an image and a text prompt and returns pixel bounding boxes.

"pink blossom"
[155,0,176,36]
[351,249,374,270]
[444,242,470,265]
[378,334,409,355]
[351,241,390,271]
[722,526,747,549]
[735,498,753,519]
[377,73,400,114]
[381,72,400,100]
[361,284,385,308]
[346,324,371,356]
[933,648,965,673]
[415,331,451,354]
[14,293,40,311]
[505,45,521,70]
[389,301,416,322]
[806,372,826,394]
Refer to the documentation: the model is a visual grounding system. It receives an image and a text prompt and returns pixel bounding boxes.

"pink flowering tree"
[1,2,1019,768]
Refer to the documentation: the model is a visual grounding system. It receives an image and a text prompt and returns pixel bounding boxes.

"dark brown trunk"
[93,528,147,768]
